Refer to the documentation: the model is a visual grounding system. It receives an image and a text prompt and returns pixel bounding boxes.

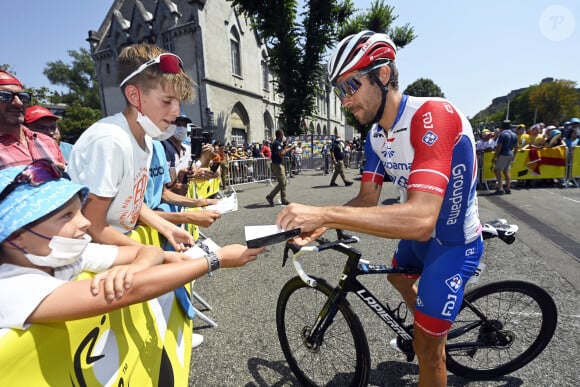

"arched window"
[230,27,241,76]
[261,56,269,91]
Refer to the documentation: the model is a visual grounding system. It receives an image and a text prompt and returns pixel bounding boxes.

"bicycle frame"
[284,237,420,348]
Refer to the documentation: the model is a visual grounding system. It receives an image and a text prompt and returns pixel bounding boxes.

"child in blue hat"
[0,160,264,330]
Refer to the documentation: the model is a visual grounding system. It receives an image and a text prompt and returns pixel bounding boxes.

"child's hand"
[90,261,149,302]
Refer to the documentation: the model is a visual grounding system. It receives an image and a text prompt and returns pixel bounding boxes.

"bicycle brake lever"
[282,242,302,267]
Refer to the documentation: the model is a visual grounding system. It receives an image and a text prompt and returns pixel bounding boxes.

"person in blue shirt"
[492,120,518,194]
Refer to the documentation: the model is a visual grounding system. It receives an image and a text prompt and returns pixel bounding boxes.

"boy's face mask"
[136,111,176,140]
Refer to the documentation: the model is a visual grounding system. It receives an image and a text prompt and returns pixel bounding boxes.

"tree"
[404,78,444,98]
[43,48,101,110]
[228,0,416,136]
[229,0,352,135]
[338,0,416,139]
[529,79,580,124]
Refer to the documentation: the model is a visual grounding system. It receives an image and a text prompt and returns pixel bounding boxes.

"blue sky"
[4,0,579,118]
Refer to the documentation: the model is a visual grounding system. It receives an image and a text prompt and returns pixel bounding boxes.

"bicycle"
[275,220,558,386]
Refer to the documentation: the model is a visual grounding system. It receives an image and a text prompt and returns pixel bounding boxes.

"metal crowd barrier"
[226,157,272,186]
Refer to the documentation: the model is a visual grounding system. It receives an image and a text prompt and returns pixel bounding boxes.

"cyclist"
[276,30,483,387]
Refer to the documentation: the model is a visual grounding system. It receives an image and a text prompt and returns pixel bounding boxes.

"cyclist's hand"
[276,202,324,233]
[290,227,327,245]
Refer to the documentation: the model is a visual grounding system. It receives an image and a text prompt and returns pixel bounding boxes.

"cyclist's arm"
[345,180,382,207]
[278,190,442,242]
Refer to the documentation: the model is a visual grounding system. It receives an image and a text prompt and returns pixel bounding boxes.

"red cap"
[0,69,24,88]
[24,106,59,124]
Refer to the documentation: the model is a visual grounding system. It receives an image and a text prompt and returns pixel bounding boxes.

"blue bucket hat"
[0,164,88,242]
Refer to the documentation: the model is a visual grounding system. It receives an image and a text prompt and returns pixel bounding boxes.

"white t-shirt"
[67,113,153,233]
[0,243,118,330]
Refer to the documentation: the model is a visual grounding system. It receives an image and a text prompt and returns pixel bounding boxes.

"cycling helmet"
[328,30,396,83]
[570,117,580,124]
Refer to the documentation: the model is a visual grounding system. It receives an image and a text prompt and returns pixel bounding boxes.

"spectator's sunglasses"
[120,53,184,88]
[0,159,62,202]
[0,90,32,104]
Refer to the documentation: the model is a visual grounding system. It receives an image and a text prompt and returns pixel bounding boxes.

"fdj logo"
[445,274,462,293]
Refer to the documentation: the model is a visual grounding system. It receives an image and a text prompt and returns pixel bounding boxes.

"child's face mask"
[16,232,91,268]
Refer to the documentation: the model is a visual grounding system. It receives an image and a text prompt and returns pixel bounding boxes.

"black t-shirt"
[331,140,344,161]
[271,139,284,164]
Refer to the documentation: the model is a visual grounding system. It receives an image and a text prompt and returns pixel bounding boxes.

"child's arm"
[89,245,165,301]
[25,244,264,324]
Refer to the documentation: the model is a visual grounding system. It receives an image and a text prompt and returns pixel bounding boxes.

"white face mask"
[173,126,188,141]
[136,110,176,140]
[154,124,176,141]
[23,234,92,268]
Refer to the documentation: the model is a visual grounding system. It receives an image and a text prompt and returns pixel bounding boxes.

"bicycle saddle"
[482,219,518,244]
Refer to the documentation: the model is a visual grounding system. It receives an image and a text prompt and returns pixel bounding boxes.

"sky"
[3,0,579,118]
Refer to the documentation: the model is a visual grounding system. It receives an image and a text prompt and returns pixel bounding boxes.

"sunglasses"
[0,159,62,202]
[332,62,390,99]
[0,90,32,104]
[120,53,183,88]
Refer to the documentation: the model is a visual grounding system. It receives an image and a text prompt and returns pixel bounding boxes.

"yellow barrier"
[481,147,567,182]
[0,272,192,386]
[571,147,580,178]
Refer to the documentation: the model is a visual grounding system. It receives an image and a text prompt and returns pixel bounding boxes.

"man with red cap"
[0,70,65,170]
[25,105,73,161]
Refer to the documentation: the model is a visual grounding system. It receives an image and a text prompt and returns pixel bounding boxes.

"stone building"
[87,0,347,144]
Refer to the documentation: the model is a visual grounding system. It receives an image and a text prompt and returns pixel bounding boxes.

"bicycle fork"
[303,292,344,351]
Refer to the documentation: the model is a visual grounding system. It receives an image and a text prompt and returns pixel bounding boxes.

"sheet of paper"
[244,225,286,241]
[206,192,238,213]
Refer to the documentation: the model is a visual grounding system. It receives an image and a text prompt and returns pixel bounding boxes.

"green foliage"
[529,79,580,123]
[43,48,101,110]
[472,79,579,126]
[57,104,102,141]
[230,0,351,135]
[404,78,444,98]
[338,0,417,140]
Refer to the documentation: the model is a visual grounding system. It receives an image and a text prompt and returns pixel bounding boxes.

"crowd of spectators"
[475,118,580,188]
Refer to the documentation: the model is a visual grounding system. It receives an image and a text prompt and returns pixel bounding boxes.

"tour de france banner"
[0,271,193,386]
[482,147,567,181]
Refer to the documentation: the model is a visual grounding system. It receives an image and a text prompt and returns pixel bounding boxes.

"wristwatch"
[205,252,220,277]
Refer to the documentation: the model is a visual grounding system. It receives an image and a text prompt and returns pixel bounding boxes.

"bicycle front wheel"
[446,280,557,380]
[276,276,370,387]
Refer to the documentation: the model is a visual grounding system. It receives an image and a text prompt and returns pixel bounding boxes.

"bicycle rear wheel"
[276,276,370,386]
[446,280,557,380]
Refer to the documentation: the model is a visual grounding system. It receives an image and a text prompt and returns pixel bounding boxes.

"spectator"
[492,120,518,194]
[563,127,578,187]
[293,141,303,174]
[546,126,565,148]
[0,70,66,170]
[321,139,332,174]
[265,129,291,206]
[146,140,221,230]
[329,136,353,187]
[67,44,195,250]
[261,140,271,159]
[0,161,264,330]
[475,129,494,152]
[515,124,528,149]
[24,105,74,162]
